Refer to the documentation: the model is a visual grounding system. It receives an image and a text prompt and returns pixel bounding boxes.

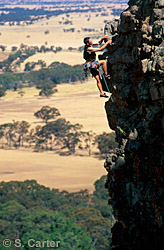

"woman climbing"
[83,35,112,98]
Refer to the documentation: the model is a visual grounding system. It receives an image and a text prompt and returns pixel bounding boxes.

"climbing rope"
[99,65,114,103]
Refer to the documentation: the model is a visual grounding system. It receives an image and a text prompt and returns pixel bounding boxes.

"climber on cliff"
[83,35,112,98]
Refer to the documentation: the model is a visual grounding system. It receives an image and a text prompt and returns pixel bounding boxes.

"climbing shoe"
[100,93,108,98]
[105,74,110,78]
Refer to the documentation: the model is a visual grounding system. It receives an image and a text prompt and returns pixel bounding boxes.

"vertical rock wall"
[104,0,164,249]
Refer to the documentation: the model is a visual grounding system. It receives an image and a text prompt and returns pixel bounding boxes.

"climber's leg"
[99,60,107,75]
[94,74,104,95]
[94,75,108,98]
[99,60,110,77]
[90,68,108,97]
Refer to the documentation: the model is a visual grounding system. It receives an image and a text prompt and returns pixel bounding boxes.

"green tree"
[0,180,69,210]
[0,125,4,148]
[95,132,117,155]
[62,123,83,154]
[16,120,30,146]
[24,62,35,71]
[0,45,6,52]
[80,131,96,156]
[39,45,46,53]
[37,80,57,97]
[37,60,46,68]
[92,176,114,219]
[56,46,62,52]
[63,189,90,207]
[0,122,16,147]
[26,128,36,147]
[21,211,93,250]
[11,46,18,52]
[42,119,82,154]
[0,87,6,98]
[93,175,109,200]
[46,118,70,138]
[39,118,71,150]
[34,106,60,124]
[25,60,46,71]
[0,200,28,239]
[63,132,81,154]
[34,125,52,150]
[0,62,85,90]
[0,201,93,250]
[69,207,112,250]
[0,121,30,148]
[0,179,115,250]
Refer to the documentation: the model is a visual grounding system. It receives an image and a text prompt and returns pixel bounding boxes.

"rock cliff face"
[104,0,164,249]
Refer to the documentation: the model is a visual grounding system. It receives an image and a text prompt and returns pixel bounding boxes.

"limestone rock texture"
[104,0,164,249]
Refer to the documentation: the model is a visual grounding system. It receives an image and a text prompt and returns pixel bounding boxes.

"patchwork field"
[19,51,83,70]
[0,3,127,68]
[0,11,114,51]
[0,11,116,70]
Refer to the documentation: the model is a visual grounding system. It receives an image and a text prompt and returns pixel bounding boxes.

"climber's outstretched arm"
[98,35,109,45]
[92,35,108,46]
[87,40,112,52]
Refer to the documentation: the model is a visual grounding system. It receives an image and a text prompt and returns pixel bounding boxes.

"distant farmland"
[0,0,128,24]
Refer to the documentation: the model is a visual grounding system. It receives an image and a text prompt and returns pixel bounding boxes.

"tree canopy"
[0,87,6,98]
[34,106,60,123]
[0,200,93,250]
[95,132,118,155]
[0,177,113,250]
[0,62,85,90]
